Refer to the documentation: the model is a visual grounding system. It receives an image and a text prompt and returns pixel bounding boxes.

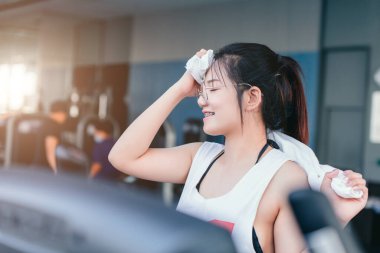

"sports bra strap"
[196,140,280,191]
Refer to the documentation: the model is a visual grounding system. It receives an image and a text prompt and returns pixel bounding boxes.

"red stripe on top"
[210,219,235,233]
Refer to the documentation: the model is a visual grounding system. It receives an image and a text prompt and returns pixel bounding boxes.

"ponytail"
[276,56,309,144]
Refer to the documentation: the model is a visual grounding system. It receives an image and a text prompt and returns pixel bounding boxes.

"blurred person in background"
[89,119,123,181]
[42,100,68,173]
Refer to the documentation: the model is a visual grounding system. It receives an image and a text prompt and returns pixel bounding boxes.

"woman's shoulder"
[181,142,224,182]
[192,141,223,158]
[201,141,224,150]
[188,141,224,165]
[272,160,309,193]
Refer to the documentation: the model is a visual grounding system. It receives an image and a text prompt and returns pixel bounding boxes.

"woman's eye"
[208,89,218,92]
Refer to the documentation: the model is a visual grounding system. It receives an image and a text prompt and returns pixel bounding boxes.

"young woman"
[109,43,368,253]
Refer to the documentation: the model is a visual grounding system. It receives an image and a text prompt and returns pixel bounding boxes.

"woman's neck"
[222,123,268,165]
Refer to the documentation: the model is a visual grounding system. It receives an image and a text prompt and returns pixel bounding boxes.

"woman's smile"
[203,110,215,118]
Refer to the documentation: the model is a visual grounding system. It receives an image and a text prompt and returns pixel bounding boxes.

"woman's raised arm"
[109,71,202,184]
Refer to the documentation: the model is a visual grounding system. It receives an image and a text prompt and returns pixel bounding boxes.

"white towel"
[268,131,363,198]
[185,49,214,84]
[331,170,364,198]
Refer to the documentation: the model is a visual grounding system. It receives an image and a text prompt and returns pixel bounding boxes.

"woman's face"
[197,64,242,136]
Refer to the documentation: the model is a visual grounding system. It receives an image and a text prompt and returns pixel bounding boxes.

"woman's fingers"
[343,170,366,187]
[196,49,208,58]
[352,185,369,201]
[343,170,362,178]
[347,178,366,187]
[324,169,339,180]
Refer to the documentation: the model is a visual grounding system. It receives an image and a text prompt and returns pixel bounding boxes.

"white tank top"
[176,142,290,253]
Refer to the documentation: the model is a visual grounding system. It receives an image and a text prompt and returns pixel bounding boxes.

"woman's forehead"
[204,62,230,86]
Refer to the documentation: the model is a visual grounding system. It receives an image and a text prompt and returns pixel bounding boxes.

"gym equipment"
[289,189,363,253]
[0,168,235,253]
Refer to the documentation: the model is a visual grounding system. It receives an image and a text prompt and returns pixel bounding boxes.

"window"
[0,63,38,113]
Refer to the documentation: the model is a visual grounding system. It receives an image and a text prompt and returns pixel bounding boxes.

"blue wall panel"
[129,60,202,145]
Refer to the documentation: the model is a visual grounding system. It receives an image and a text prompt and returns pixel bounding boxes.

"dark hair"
[93,119,114,135]
[212,43,309,144]
[50,100,68,113]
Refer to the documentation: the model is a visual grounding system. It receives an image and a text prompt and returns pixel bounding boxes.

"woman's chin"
[203,127,222,136]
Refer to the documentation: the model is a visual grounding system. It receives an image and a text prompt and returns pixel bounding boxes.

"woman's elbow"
[108,149,125,170]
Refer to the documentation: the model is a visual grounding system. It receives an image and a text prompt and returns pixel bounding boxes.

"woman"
[109,43,367,253]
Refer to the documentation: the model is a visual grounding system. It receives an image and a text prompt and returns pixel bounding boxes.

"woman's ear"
[245,86,263,111]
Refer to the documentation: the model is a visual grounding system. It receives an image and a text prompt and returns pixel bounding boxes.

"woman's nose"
[197,93,207,107]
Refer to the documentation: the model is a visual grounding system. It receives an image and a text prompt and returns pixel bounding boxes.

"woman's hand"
[320,170,368,225]
[176,49,209,98]
[176,71,199,98]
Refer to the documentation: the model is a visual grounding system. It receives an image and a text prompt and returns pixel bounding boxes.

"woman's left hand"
[320,169,368,225]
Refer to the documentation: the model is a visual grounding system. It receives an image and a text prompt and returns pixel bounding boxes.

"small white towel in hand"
[268,131,363,199]
[331,170,363,198]
[185,50,214,84]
